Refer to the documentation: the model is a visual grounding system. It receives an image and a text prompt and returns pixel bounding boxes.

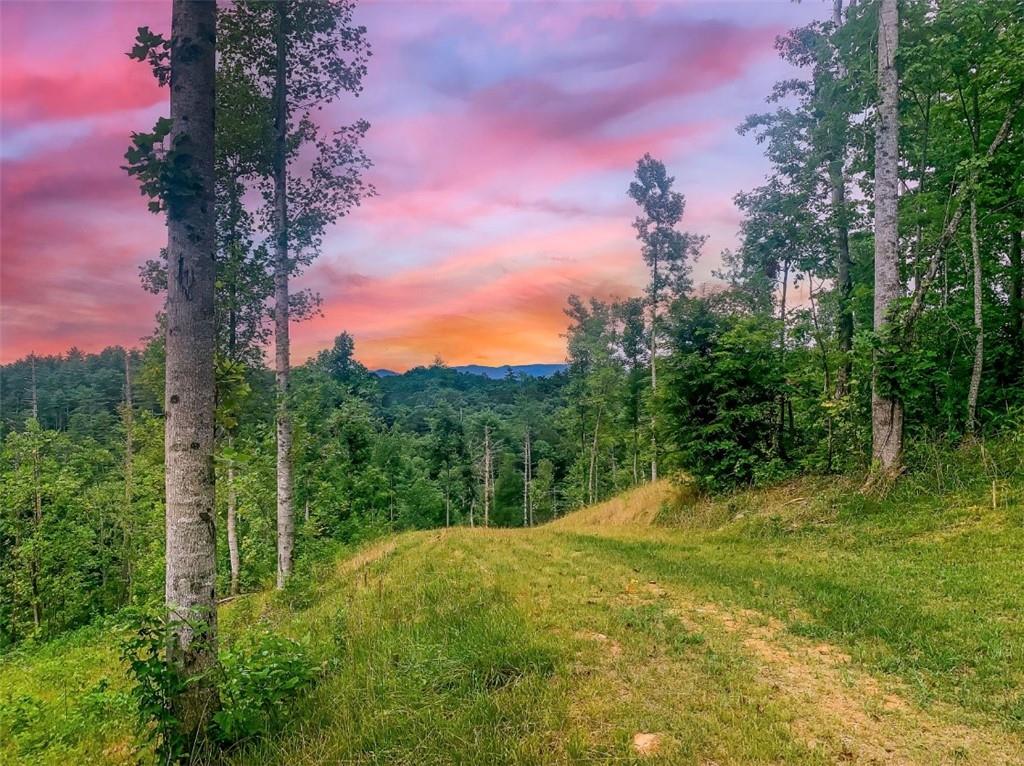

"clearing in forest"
[3,477,1024,765]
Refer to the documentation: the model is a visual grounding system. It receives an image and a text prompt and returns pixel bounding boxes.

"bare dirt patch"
[631,732,662,756]
[681,600,1023,765]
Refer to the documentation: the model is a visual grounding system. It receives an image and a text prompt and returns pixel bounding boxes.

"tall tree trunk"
[227,459,240,596]
[526,432,533,526]
[632,410,639,485]
[649,245,660,483]
[777,260,790,461]
[649,302,658,483]
[808,279,834,472]
[123,350,134,601]
[29,353,42,629]
[273,1,294,589]
[588,409,602,505]
[831,0,853,396]
[522,429,531,526]
[163,0,218,735]
[871,0,903,474]
[30,353,38,421]
[966,189,983,434]
[483,426,492,527]
[832,168,853,394]
[1010,229,1023,366]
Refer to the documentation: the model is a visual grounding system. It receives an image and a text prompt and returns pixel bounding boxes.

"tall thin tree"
[219,0,371,587]
[271,1,295,589]
[871,0,903,473]
[629,154,702,481]
[126,0,219,734]
[483,425,493,527]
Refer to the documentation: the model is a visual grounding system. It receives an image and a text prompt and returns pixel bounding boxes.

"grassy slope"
[3,448,1024,765]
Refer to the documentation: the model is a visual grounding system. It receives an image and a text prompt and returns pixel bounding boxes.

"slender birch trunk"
[632,422,639,485]
[483,426,492,527]
[871,0,903,474]
[588,409,602,505]
[777,260,790,460]
[526,432,533,526]
[123,351,134,601]
[522,429,530,526]
[649,297,658,483]
[273,2,294,589]
[163,0,218,734]
[966,188,983,434]
[830,0,854,396]
[30,354,38,421]
[227,459,240,596]
[29,354,41,630]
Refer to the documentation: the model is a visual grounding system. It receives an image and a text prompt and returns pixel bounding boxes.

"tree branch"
[904,88,1024,330]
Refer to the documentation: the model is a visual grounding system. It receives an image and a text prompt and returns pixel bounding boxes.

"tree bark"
[649,241,660,483]
[526,431,533,526]
[649,306,658,482]
[273,1,294,589]
[966,189,983,434]
[1010,229,1023,364]
[123,350,134,601]
[483,426,492,527]
[777,259,790,460]
[588,409,602,505]
[29,354,42,629]
[30,354,38,421]
[831,166,853,395]
[830,0,853,396]
[871,0,904,474]
[522,429,532,526]
[164,0,218,735]
[227,461,240,596]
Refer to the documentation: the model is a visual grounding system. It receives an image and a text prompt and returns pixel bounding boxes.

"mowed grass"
[3,442,1024,764]
[585,469,1024,729]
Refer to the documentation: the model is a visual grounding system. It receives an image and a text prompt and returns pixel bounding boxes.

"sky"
[0,0,823,370]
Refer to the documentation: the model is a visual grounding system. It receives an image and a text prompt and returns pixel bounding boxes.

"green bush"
[212,630,320,744]
[120,611,320,761]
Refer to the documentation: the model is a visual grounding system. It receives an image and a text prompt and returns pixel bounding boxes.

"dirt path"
[675,595,1021,764]
[461,526,1024,765]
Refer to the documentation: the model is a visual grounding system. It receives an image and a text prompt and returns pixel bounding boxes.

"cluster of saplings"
[1,0,1022,760]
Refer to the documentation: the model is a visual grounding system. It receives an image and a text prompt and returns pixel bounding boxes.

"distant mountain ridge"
[373,363,566,380]
[454,363,566,379]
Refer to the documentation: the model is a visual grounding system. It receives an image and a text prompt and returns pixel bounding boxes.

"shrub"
[120,610,320,761]
[212,630,320,744]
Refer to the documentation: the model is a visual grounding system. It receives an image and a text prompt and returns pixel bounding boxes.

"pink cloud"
[1,1,814,367]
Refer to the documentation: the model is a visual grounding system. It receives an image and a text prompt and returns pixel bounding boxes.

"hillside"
[3,444,1024,765]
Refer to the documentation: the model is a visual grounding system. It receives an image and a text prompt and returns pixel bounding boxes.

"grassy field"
[3,444,1024,764]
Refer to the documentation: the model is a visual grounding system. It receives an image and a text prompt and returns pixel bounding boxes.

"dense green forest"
[1,0,1023,761]
[0,345,576,644]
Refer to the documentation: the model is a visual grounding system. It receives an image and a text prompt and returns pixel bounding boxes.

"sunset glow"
[1,0,822,369]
